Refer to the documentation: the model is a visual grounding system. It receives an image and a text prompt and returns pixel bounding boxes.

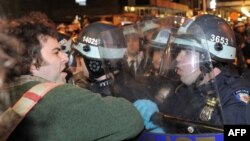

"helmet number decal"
[210,34,228,46]
[82,36,100,46]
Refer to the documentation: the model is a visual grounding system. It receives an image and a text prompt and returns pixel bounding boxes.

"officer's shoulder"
[225,76,250,104]
[232,87,250,104]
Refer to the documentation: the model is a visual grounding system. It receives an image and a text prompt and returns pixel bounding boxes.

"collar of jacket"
[9,75,49,88]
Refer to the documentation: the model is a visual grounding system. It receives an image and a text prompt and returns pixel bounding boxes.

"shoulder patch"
[233,89,250,104]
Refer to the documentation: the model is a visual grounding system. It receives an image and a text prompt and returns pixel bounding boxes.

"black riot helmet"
[178,14,236,63]
[73,22,127,80]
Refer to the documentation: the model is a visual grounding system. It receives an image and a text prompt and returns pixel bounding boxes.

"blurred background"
[0,0,249,25]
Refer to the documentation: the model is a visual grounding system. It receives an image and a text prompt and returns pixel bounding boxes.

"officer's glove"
[133,99,165,133]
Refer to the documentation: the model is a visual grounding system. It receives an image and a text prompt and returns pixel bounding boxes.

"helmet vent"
[214,43,223,51]
[83,45,90,52]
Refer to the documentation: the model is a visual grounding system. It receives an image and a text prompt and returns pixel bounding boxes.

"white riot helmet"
[73,22,127,80]
[141,20,159,33]
[150,28,171,50]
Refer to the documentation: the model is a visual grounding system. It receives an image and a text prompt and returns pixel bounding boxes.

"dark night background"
[0,0,244,23]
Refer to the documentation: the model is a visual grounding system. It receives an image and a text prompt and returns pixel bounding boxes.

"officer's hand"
[133,99,164,133]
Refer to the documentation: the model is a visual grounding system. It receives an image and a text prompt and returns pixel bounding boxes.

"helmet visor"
[97,27,127,75]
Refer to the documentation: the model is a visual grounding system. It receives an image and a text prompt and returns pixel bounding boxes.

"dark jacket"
[159,71,250,133]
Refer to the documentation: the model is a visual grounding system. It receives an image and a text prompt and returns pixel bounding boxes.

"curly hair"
[8,19,57,75]
[0,33,25,82]
[0,19,57,112]
[0,26,25,112]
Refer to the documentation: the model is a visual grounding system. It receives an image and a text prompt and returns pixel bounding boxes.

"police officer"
[134,14,250,134]
[140,20,160,68]
[122,25,152,76]
[160,14,250,128]
[73,22,126,96]
[146,28,171,76]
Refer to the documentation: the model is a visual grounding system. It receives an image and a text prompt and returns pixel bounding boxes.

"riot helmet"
[73,22,127,80]
[161,14,237,84]
[141,20,159,33]
[149,28,171,71]
[178,14,236,63]
[150,28,171,49]
[141,20,160,42]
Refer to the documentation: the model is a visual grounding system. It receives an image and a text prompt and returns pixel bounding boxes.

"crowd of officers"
[232,19,250,77]
[0,11,250,141]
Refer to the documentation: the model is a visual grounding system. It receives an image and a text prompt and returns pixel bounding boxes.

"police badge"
[199,97,218,122]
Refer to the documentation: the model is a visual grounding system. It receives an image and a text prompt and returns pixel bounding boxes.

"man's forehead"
[38,34,50,42]
[40,36,60,49]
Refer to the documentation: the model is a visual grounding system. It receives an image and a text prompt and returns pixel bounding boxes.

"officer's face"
[125,34,140,56]
[31,36,69,83]
[145,29,156,41]
[152,50,163,69]
[175,49,201,86]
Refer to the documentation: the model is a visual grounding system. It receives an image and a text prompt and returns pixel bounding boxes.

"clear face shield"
[97,27,127,78]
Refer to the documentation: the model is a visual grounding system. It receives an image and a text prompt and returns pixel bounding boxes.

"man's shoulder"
[49,83,87,92]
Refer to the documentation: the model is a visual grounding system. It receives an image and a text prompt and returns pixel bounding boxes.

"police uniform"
[216,71,250,124]
[87,78,113,96]
[159,70,250,133]
[123,52,152,77]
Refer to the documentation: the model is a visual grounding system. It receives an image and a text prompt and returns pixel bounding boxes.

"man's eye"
[54,48,62,54]
[54,50,61,54]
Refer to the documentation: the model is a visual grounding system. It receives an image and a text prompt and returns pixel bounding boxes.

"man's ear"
[30,64,38,74]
